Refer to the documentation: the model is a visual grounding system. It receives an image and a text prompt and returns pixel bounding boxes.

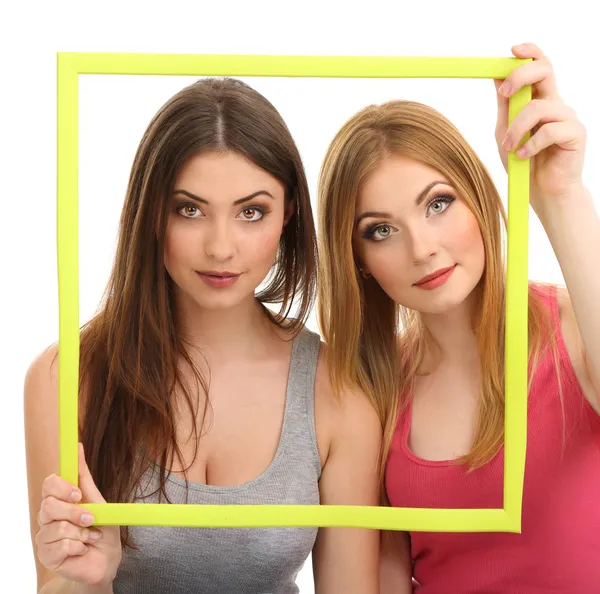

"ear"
[353,242,373,279]
[354,253,370,277]
[282,198,295,229]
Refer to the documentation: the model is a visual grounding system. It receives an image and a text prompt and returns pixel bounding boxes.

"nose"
[407,224,437,263]
[204,221,236,262]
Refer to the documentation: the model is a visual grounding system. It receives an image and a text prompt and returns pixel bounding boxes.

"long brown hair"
[317,100,557,495]
[77,78,317,546]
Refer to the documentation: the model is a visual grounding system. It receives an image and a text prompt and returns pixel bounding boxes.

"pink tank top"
[385,284,600,593]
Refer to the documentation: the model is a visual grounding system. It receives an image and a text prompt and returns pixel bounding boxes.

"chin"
[191,291,248,311]
[413,295,466,315]
[391,282,474,315]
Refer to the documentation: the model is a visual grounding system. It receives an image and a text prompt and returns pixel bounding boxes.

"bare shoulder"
[24,342,61,460]
[24,344,62,578]
[24,343,60,412]
[313,341,382,464]
[555,285,600,412]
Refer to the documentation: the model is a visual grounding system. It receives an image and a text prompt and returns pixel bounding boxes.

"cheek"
[163,223,192,270]
[450,209,485,267]
[246,224,283,267]
[360,240,412,287]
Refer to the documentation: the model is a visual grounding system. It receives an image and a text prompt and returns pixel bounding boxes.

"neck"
[174,292,278,363]
[419,291,480,369]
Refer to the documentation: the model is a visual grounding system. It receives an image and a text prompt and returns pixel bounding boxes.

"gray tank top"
[114,327,322,594]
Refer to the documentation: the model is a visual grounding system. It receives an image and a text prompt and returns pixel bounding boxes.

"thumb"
[78,442,107,504]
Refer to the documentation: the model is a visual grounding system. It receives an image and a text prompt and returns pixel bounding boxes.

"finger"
[42,473,82,504]
[38,495,96,528]
[78,443,106,504]
[502,100,573,152]
[38,539,88,570]
[36,520,102,547]
[502,43,558,100]
[499,57,557,100]
[517,121,584,158]
[494,79,510,135]
[511,42,545,61]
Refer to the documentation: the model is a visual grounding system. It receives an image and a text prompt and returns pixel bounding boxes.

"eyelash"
[360,194,456,242]
[425,194,455,217]
[176,202,268,222]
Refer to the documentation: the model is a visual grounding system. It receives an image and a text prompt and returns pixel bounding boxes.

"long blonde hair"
[317,100,557,495]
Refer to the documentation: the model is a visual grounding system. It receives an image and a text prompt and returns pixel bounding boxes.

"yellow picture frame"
[57,52,531,532]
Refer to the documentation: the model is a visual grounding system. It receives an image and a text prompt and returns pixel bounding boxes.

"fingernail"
[516,146,528,158]
[80,514,94,526]
[499,82,512,96]
[70,490,82,502]
[89,530,102,541]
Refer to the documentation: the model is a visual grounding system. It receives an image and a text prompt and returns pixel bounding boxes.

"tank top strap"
[278,326,322,478]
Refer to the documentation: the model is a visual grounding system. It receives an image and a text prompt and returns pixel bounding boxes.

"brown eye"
[178,204,201,218]
[237,207,264,222]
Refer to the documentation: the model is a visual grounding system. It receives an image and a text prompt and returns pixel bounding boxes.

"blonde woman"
[318,44,600,593]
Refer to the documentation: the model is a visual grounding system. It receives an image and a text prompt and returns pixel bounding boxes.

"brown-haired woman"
[318,44,600,592]
[25,77,381,594]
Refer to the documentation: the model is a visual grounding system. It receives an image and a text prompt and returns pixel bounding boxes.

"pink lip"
[196,270,241,288]
[414,265,456,290]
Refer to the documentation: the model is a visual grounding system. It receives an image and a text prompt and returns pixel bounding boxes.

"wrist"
[85,581,115,594]
[534,183,592,226]
[39,578,115,594]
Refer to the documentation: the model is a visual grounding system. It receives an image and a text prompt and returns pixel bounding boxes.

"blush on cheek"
[451,207,486,284]
[251,231,283,268]
[451,205,483,252]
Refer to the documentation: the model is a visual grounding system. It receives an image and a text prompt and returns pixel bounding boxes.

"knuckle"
[41,496,57,516]
[538,126,551,142]
[39,499,50,520]
[41,475,53,497]
[59,538,72,556]
[57,520,72,538]
[530,99,543,113]
[37,545,49,566]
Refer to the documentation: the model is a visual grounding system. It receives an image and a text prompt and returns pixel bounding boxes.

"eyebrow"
[355,181,449,226]
[173,189,276,206]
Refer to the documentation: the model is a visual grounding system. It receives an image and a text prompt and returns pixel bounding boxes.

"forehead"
[357,155,450,211]
[174,151,285,198]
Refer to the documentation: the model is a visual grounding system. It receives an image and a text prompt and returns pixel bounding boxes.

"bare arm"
[312,383,382,593]
[539,189,600,413]
[492,43,600,411]
[380,531,413,594]
[24,346,118,593]
[39,579,114,594]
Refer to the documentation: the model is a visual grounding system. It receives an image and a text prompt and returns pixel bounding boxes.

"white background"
[1,0,598,591]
